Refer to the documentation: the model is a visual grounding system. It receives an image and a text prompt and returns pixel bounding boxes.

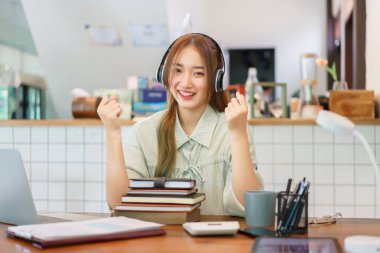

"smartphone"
[239,227,282,238]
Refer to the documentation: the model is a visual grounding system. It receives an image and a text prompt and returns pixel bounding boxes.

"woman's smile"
[178,90,197,100]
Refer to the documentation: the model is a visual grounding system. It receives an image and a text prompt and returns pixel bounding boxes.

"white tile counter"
[1,119,380,218]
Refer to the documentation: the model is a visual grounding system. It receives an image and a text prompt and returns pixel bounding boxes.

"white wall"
[21,0,327,118]
[366,0,380,93]
[21,0,168,118]
[166,0,328,98]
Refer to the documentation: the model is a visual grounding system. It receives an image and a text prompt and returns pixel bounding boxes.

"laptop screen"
[0,149,39,225]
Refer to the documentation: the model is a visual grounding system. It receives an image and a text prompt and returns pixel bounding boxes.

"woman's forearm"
[230,131,260,205]
[105,129,130,209]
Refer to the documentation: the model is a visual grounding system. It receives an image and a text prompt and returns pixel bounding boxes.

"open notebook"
[7,216,165,248]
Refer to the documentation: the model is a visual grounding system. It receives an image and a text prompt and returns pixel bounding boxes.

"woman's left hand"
[225,92,248,135]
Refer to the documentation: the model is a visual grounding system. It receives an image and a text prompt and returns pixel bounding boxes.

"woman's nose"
[180,72,193,88]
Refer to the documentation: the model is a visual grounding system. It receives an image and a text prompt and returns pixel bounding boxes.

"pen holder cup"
[276,191,308,234]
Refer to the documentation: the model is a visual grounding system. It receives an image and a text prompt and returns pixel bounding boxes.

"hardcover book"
[113,208,201,224]
[127,188,197,196]
[132,101,167,113]
[122,192,205,205]
[115,202,201,212]
[141,89,167,102]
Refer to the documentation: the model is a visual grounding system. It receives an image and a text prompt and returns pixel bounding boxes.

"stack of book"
[125,75,167,117]
[132,88,167,116]
[113,178,205,224]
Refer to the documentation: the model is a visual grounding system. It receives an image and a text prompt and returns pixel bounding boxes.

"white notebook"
[7,216,165,248]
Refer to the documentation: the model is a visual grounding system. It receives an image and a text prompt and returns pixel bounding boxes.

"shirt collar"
[175,105,219,149]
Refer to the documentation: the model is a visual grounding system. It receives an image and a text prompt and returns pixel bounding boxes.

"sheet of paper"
[130,23,168,47]
[85,24,123,46]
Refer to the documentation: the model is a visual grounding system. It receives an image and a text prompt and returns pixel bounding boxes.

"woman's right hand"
[97,96,122,131]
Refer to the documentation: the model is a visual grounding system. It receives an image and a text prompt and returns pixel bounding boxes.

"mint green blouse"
[124,105,263,217]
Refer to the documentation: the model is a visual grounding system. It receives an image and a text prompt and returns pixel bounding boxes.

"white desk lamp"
[316,110,380,253]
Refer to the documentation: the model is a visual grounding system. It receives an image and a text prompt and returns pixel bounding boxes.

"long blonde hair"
[155,34,229,177]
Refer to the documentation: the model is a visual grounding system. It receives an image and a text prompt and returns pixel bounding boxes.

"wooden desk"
[1,216,380,253]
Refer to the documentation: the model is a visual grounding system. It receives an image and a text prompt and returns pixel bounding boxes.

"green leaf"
[331,62,337,81]
[325,62,338,81]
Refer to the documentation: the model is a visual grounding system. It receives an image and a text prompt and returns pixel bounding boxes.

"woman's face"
[169,45,209,114]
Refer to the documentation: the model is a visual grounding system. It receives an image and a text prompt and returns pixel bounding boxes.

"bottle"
[245,67,262,118]
[298,53,322,119]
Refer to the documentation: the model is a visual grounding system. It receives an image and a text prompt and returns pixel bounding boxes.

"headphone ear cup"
[222,73,228,91]
[215,69,225,92]
[156,64,164,84]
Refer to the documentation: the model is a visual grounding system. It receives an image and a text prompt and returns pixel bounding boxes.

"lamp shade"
[315,110,355,135]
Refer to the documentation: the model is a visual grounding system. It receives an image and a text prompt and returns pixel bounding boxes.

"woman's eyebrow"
[172,63,204,69]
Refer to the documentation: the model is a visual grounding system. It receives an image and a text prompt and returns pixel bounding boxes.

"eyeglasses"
[308,213,343,226]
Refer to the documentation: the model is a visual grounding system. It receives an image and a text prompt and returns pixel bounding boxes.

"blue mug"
[244,190,276,227]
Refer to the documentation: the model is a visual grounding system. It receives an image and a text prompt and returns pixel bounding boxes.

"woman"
[97,33,262,216]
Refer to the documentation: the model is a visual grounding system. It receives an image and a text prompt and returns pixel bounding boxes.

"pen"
[281,179,292,218]
[292,183,310,229]
[289,182,309,229]
[285,178,292,195]
[278,178,292,231]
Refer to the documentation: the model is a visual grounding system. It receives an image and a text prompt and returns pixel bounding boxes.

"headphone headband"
[156,33,226,92]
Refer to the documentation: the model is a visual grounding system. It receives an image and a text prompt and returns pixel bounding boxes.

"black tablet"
[253,237,342,253]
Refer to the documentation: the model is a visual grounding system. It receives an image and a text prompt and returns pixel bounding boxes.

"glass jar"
[298,53,322,119]
[297,80,322,119]
[300,53,318,83]
[333,80,348,90]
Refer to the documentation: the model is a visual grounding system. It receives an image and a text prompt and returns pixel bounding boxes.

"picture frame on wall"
[248,82,287,119]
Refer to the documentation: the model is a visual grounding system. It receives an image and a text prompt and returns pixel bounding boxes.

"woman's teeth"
[179,90,196,97]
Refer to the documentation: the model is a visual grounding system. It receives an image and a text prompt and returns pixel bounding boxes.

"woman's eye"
[194,72,205,77]
[173,68,182,73]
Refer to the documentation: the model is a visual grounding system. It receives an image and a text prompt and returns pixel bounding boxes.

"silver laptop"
[0,149,40,225]
[0,149,99,225]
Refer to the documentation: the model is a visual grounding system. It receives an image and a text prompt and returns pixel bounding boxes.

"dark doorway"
[228,49,275,84]
[327,0,366,90]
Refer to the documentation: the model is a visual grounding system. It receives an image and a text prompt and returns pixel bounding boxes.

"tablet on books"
[253,237,342,253]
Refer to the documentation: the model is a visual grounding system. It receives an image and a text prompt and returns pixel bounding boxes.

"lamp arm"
[353,130,380,184]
